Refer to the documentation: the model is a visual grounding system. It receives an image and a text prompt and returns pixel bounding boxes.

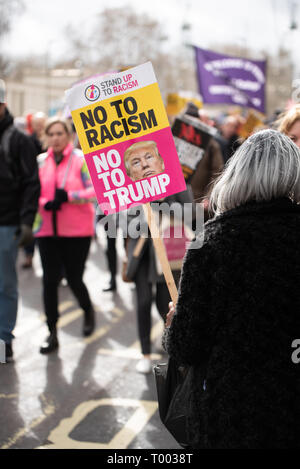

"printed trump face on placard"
[124,140,165,182]
[85,128,185,214]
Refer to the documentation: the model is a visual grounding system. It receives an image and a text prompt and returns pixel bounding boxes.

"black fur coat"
[165,197,300,449]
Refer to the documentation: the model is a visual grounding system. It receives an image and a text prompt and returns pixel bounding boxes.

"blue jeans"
[0,226,18,344]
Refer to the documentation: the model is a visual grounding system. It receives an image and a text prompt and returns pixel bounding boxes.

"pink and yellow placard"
[65,62,186,214]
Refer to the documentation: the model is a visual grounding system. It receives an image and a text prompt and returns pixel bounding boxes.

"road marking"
[83,307,124,345]
[111,306,125,320]
[59,301,75,313]
[41,303,102,331]
[0,401,56,450]
[98,348,162,360]
[0,394,18,399]
[15,301,75,337]
[97,318,165,358]
[43,398,158,449]
[83,323,115,345]
[39,302,81,326]
[0,306,124,449]
[42,304,123,335]
[40,393,56,416]
[2,305,162,449]
[57,309,83,328]
[134,319,164,348]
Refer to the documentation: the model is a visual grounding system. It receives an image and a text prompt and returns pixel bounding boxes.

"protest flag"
[194,46,266,114]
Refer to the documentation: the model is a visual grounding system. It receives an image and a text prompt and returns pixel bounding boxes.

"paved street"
[0,229,180,450]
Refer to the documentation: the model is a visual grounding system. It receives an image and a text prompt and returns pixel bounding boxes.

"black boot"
[83,306,95,337]
[102,277,116,292]
[5,343,13,363]
[40,327,59,354]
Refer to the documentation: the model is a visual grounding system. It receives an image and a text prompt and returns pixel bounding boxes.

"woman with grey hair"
[164,129,300,448]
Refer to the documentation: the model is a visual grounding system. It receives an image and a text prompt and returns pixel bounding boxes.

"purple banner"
[195,47,266,113]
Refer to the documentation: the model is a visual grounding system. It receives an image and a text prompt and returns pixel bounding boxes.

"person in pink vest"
[34,117,96,354]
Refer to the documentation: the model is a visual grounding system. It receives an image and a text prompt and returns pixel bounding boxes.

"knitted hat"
[0,79,6,103]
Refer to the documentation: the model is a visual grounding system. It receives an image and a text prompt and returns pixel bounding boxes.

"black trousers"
[134,250,175,355]
[106,234,117,279]
[38,237,92,331]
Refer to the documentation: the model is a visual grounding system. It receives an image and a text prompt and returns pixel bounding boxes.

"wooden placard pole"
[143,203,178,306]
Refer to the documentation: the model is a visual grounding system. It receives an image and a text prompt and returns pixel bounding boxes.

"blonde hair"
[277,105,300,135]
[209,129,300,215]
[45,116,72,137]
[123,140,163,175]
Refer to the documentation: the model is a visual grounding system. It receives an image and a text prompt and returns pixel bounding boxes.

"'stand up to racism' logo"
[85,84,100,101]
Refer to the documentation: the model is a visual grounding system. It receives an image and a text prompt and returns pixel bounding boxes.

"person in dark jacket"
[165,129,300,448]
[217,115,243,163]
[190,137,224,218]
[29,111,47,154]
[0,79,40,362]
[183,103,224,220]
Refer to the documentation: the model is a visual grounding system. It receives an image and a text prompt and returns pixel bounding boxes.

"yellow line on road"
[59,301,75,313]
[57,309,82,328]
[39,302,79,326]
[0,401,56,450]
[45,398,158,449]
[83,307,124,345]
[1,306,125,449]
[3,306,158,450]
[97,318,164,358]
[98,348,162,360]
[129,319,164,350]
[15,300,75,337]
[0,394,18,399]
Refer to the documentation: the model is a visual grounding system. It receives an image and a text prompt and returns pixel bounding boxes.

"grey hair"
[209,129,300,215]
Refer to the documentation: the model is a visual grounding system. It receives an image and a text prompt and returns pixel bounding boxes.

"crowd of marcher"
[1,74,300,448]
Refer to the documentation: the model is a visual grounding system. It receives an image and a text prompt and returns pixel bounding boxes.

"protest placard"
[166,92,202,117]
[66,62,186,303]
[238,110,265,138]
[65,62,186,215]
[172,114,214,182]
